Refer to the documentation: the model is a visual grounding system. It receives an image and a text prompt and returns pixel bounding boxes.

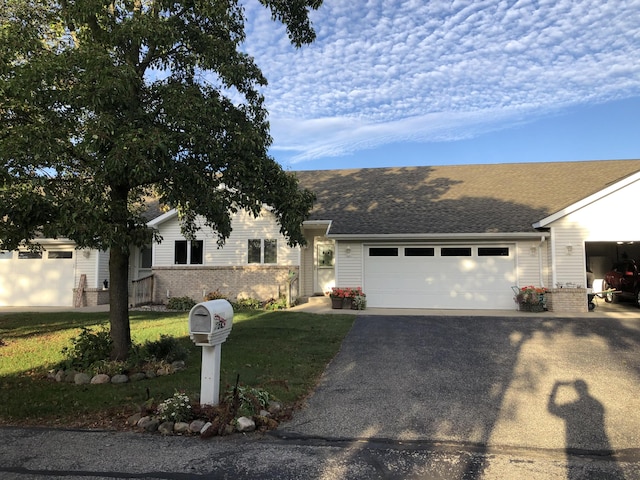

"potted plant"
[351,289,367,310]
[514,285,547,312]
[328,287,347,309]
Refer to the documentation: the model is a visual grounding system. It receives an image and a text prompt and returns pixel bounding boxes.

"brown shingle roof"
[295,159,640,235]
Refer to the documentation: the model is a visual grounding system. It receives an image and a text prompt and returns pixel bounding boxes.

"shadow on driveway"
[278,315,640,477]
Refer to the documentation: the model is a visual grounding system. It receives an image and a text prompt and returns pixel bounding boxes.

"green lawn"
[0,310,354,427]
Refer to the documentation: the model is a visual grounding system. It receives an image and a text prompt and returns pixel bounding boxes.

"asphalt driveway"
[279,315,640,456]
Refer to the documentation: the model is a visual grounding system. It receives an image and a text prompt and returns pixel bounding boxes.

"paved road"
[2,314,640,479]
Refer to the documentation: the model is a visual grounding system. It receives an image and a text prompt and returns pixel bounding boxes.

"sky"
[238,0,640,171]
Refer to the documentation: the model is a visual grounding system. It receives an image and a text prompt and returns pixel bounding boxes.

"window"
[174,240,203,265]
[48,251,73,259]
[248,239,278,264]
[139,246,152,269]
[264,239,278,264]
[18,251,42,259]
[369,247,398,256]
[0,251,12,260]
[478,247,510,256]
[441,247,471,257]
[405,247,435,257]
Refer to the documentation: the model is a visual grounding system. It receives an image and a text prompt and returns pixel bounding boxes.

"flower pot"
[519,303,544,312]
[343,297,353,309]
[331,297,343,309]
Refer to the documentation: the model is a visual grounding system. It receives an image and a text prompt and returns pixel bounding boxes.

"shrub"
[233,297,261,310]
[264,296,288,311]
[225,384,272,417]
[166,296,196,311]
[204,289,227,301]
[142,335,188,363]
[60,326,112,371]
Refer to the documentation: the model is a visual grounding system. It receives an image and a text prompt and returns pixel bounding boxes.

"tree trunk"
[109,246,131,360]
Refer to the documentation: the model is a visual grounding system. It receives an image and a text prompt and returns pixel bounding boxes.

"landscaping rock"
[137,416,159,432]
[174,422,190,434]
[54,370,65,382]
[200,421,213,436]
[189,419,206,433]
[236,416,255,433]
[145,370,156,379]
[64,370,78,383]
[111,374,129,384]
[127,413,142,426]
[74,373,91,385]
[259,409,271,418]
[129,372,147,382]
[91,374,110,384]
[158,421,175,435]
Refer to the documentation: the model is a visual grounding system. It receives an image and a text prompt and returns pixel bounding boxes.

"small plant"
[166,296,197,311]
[60,326,112,371]
[264,295,288,311]
[352,294,367,310]
[157,391,193,423]
[225,384,272,417]
[143,335,188,363]
[204,289,227,301]
[233,297,261,310]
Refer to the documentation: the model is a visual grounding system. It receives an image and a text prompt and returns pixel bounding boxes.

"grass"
[0,309,355,427]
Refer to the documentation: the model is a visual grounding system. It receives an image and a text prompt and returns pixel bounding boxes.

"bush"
[232,297,261,310]
[225,384,272,417]
[60,326,112,371]
[204,289,227,301]
[142,335,188,363]
[166,296,197,311]
[264,296,288,311]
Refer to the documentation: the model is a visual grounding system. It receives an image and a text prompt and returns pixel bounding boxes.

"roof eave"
[325,232,550,241]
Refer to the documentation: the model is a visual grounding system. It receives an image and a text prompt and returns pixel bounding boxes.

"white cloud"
[241,0,640,162]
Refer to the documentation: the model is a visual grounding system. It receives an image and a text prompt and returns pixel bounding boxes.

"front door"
[314,242,335,295]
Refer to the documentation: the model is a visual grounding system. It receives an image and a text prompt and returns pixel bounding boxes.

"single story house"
[2,159,639,311]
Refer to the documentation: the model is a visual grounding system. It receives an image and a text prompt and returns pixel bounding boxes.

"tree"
[0,0,319,359]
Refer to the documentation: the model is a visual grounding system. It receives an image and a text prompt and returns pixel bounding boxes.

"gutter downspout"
[549,230,557,288]
[538,236,547,288]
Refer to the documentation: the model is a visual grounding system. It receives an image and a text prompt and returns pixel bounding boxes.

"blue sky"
[238,0,640,171]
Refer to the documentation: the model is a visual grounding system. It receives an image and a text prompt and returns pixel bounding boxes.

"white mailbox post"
[188,299,234,406]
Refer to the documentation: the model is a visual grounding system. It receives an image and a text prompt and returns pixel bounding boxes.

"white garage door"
[364,245,516,310]
[0,249,76,307]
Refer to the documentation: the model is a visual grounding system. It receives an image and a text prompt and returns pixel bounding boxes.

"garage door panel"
[364,244,516,310]
[0,253,75,307]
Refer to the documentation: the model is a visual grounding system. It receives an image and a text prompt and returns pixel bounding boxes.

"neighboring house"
[2,159,640,311]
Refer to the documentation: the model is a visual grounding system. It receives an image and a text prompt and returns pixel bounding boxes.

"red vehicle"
[603,260,640,308]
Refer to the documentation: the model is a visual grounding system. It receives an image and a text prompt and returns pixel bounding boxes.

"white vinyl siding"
[547,177,640,287]
[516,240,551,288]
[335,241,362,287]
[153,209,298,267]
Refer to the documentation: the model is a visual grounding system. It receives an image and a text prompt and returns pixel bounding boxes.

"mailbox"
[188,299,234,346]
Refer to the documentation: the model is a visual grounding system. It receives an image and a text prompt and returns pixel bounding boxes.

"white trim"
[327,232,550,241]
[147,209,178,227]
[533,170,640,228]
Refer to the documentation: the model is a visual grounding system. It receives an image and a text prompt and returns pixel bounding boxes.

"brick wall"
[73,288,109,307]
[152,265,298,304]
[546,288,588,313]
